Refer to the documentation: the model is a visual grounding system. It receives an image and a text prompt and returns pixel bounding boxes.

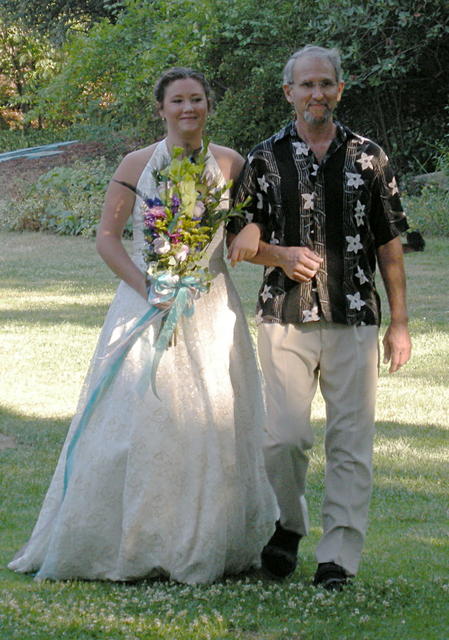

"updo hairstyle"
[154,67,213,110]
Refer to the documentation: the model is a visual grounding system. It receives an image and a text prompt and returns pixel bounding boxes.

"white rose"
[175,244,190,262]
[153,237,171,254]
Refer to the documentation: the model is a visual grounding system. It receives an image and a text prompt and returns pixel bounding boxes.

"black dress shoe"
[313,562,349,591]
[261,521,301,579]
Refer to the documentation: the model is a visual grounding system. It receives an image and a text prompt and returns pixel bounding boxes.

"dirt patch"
[0,141,111,200]
[0,433,17,451]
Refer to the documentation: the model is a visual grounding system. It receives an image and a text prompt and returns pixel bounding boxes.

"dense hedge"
[1,0,448,176]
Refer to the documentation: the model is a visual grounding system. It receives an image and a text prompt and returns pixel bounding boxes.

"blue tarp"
[0,140,79,163]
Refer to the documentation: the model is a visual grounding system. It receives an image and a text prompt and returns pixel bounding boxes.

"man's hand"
[382,321,412,373]
[278,246,323,282]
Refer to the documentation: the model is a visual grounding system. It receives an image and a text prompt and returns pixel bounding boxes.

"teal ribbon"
[63,271,207,495]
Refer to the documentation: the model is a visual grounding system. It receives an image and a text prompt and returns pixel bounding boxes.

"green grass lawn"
[1,231,448,640]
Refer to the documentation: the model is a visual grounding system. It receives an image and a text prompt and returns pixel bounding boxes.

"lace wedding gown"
[9,140,277,584]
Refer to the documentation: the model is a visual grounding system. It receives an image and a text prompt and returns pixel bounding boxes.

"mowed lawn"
[0,231,448,640]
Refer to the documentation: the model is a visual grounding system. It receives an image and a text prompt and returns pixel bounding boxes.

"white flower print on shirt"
[388,177,399,195]
[311,163,319,177]
[302,192,316,210]
[355,265,369,285]
[256,193,263,209]
[346,172,364,189]
[261,285,273,303]
[303,308,320,322]
[357,152,374,171]
[346,234,363,253]
[257,175,269,193]
[354,200,366,226]
[270,231,280,245]
[346,291,366,311]
[245,211,254,223]
[293,141,309,156]
[255,309,264,325]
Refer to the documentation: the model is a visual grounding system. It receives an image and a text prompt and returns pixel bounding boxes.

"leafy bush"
[403,151,449,237]
[404,187,449,238]
[2,157,113,235]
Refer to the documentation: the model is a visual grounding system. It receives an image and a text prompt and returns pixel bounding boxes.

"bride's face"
[159,78,208,139]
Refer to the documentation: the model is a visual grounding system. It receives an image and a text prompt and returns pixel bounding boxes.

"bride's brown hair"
[154,67,213,110]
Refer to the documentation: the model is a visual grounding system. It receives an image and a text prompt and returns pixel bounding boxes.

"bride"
[9,67,276,584]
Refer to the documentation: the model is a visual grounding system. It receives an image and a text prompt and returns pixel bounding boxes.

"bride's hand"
[227,223,262,266]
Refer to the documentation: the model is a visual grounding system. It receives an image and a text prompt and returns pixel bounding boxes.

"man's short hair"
[283,45,343,85]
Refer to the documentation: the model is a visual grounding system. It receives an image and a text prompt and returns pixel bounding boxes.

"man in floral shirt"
[228,45,412,590]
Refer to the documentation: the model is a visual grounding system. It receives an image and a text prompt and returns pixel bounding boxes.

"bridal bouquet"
[142,143,243,283]
[111,142,247,393]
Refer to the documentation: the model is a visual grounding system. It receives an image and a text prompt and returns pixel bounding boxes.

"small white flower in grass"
[346,234,363,253]
[257,175,269,192]
[346,172,364,188]
[354,200,366,226]
[389,177,399,195]
[357,152,374,171]
[153,236,170,254]
[347,291,366,310]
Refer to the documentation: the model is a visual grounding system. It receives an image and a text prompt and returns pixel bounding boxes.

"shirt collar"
[282,119,355,144]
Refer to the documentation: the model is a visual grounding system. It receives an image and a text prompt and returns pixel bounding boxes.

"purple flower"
[171,195,181,214]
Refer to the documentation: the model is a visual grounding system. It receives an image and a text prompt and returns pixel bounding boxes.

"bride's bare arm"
[227,223,263,266]
[96,148,155,299]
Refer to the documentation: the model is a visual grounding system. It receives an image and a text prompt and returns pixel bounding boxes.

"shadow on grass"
[0,404,69,448]
[1,303,111,329]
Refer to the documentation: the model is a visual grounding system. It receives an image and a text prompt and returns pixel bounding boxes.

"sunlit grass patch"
[1,233,448,639]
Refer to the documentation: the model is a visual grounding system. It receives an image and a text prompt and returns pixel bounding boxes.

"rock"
[406,171,448,195]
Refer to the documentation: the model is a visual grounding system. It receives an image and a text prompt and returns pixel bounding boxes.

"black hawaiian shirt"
[229,121,409,327]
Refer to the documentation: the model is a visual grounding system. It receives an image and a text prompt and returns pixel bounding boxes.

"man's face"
[283,56,345,126]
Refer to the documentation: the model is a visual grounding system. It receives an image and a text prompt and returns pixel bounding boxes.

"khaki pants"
[258,321,379,576]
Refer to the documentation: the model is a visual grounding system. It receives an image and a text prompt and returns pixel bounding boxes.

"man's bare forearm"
[376,236,409,324]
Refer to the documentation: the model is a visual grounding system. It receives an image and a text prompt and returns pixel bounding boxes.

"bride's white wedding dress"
[9,140,277,584]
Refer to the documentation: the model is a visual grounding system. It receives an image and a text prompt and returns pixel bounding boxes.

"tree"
[30,0,217,136]
[0,17,59,128]
[0,0,124,42]
[201,0,449,173]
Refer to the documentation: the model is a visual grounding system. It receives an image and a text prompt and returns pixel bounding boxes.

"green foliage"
[200,0,306,151]
[29,0,216,137]
[202,0,449,171]
[405,186,449,237]
[0,16,60,127]
[403,149,449,237]
[2,158,113,235]
[1,0,447,174]
[1,0,125,43]
[0,127,69,151]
